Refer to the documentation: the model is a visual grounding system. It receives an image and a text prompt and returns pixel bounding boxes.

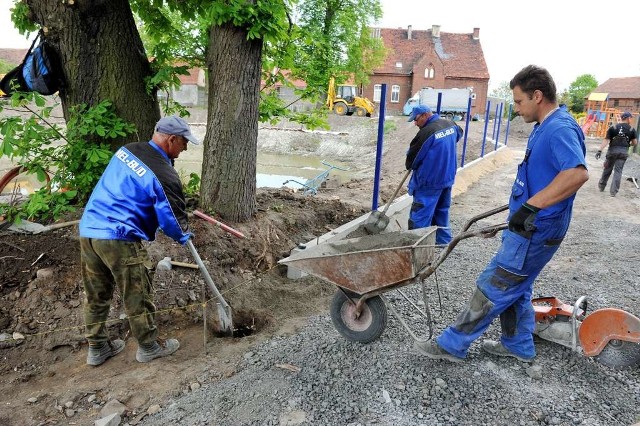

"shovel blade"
[363,210,390,234]
[216,303,234,337]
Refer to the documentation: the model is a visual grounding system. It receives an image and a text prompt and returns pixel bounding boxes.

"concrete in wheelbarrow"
[283,146,515,279]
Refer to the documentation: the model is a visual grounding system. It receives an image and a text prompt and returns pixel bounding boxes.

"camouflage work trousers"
[80,238,158,345]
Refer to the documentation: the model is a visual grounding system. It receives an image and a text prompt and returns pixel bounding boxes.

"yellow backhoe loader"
[326,77,375,117]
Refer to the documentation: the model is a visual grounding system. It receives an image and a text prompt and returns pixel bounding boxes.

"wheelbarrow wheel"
[330,290,387,343]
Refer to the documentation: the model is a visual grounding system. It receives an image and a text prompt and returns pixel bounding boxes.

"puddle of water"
[175,151,354,189]
[0,146,355,192]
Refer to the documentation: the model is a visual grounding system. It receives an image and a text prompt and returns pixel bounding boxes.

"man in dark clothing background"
[596,111,637,197]
[405,104,463,245]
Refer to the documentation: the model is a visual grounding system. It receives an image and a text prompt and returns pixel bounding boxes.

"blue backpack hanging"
[0,30,63,96]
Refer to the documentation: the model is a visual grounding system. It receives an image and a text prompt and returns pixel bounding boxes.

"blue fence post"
[436,92,443,115]
[504,104,513,146]
[371,84,387,211]
[492,103,500,141]
[481,100,491,157]
[494,102,503,151]
[460,96,472,167]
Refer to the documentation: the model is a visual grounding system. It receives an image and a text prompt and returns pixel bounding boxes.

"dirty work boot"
[482,340,534,363]
[86,339,125,366]
[136,338,180,363]
[414,340,463,363]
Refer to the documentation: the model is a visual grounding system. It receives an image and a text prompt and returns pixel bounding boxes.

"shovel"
[186,239,234,336]
[363,169,412,234]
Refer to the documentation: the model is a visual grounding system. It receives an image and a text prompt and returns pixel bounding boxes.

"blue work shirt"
[511,106,587,219]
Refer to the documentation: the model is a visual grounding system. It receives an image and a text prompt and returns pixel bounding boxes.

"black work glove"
[508,202,540,238]
[595,150,602,160]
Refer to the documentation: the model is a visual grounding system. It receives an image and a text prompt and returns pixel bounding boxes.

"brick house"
[589,77,640,114]
[363,25,490,116]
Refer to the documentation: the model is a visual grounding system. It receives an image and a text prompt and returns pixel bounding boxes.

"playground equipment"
[582,92,630,138]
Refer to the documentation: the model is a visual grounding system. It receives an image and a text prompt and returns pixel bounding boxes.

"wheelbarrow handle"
[460,204,509,232]
[417,222,508,281]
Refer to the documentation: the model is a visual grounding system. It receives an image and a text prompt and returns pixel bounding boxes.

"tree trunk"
[25,0,160,150]
[200,22,261,222]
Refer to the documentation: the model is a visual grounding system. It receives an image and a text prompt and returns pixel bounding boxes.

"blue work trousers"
[437,212,569,359]
[408,187,452,245]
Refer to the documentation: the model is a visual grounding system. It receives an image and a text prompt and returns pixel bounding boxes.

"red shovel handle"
[193,210,246,239]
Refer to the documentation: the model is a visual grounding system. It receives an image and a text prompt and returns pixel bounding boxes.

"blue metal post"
[371,84,387,211]
[504,104,513,146]
[492,103,500,141]
[481,100,491,157]
[460,96,472,167]
[436,92,443,115]
[494,102,503,151]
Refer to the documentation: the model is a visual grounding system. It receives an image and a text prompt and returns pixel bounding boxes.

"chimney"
[473,27,480,40]
[432,25,441,38]
[408,25,412,40]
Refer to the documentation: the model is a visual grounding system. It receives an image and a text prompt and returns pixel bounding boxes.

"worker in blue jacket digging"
[79,116,199,366]
[405,104,463,245]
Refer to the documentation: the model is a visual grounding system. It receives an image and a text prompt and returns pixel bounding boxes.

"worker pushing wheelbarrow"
[279,204,640,369]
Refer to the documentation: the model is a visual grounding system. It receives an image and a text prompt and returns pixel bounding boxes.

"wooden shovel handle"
[381,169,412,215]
[193,210,246,239]
[170,260,199,269]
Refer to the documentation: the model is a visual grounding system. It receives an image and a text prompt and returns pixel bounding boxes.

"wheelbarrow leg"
[381,277,435,343]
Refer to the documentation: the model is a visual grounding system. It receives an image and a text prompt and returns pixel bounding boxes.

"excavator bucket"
[579,308,640,368]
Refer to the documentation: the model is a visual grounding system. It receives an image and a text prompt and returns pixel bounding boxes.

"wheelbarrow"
[279,204,640,369]
[278,204,510,344]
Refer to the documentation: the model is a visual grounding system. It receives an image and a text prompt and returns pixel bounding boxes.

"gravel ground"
[140,141,640,426]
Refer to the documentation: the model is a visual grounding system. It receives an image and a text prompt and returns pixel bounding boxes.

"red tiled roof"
[375,28,489,79]
[179,67,201,85]
[261,69,307,89]
[0,48,28,66]
[592,77,640,99]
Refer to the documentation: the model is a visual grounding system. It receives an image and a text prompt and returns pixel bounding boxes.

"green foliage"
[132,0,382,128]
[10,1,37,35]
[293,0,385,99]
[383,119,397,134]
[489,81,513,104]
[0,93,135,223]
[183,172,201,198]
[567,74,598,114]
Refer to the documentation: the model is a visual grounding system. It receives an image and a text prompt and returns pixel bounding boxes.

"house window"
[373,84,382,102]
[391,85,400,103]
[395,62,402,68]
[371,28,381,39]
[424,66,435,79]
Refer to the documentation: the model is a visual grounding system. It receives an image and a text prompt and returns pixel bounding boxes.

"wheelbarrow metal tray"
[279,227,437,294]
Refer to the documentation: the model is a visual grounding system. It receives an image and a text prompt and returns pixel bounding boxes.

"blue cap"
[407,105,432,122]
[621,111,633,120]
[155,116,200,145]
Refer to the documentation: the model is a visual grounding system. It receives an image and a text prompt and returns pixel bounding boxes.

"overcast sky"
[2,0,639,93]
